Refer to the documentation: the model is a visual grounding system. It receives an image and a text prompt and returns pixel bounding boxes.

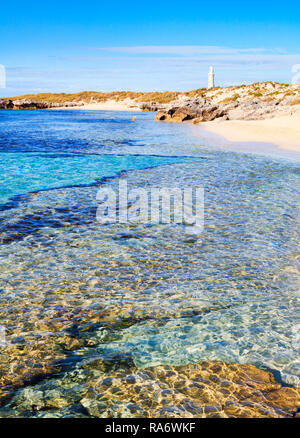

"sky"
[1,0,300,96]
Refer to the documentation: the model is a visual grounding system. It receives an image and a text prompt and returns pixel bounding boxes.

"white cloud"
[73,45,287,56]
[1,46,300,96]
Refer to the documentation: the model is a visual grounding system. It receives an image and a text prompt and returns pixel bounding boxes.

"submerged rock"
[2,359,299,418]
[78,361,300,418]
[79,353,135,373]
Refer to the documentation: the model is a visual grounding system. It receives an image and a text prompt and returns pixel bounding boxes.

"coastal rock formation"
[139,102,166,112]
[0,98,84,110]
[155,100,228,123]
[155,96,299,124]
[11,99,50,109]
[0,99,14,109]
[1,82,299,116]
[153,82,300,123]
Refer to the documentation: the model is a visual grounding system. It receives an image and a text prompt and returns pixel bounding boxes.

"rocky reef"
[1,358,300,418]
[78,360,300,418]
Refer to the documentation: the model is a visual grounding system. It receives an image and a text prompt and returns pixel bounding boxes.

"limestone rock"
[140,103,165,112]
[0,98,84,110]
[77,361,300,418]
[154,92,300,124]
[0,99,14,109]
[155,100,227,123]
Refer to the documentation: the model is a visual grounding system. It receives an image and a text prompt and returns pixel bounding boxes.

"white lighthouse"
[208,66,215,89]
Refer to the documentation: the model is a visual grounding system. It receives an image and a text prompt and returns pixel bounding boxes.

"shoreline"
[4,99,300,160]
[201,112,300,151]
[50,100,300,158]
[49,99,141,111]
[191,111,300,161]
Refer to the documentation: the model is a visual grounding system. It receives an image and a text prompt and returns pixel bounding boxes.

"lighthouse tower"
[208,66,215,89]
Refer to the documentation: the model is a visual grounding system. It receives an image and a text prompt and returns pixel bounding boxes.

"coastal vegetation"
[290,98,300,106]
[1,82,300,115]
[5,82,299,105]
[7,90,179,104]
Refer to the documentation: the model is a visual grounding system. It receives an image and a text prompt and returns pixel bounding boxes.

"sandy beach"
[50,99,141,111]
[201,110,300,153]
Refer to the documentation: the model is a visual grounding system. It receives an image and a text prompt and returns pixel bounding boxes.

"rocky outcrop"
[156,99,228,123]
[139,102,166,112]
[0,99,14,109]
[0,99,84,110]
[11,99,51,109]
[155,97,298,124]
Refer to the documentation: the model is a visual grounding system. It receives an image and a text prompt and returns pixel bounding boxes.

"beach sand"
[200,110,300,153]
[51,99,141,111]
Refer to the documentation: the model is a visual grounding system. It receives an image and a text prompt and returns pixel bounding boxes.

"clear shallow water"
[0,110,299,417]
[1,152,197,206]
[0,109,203,206]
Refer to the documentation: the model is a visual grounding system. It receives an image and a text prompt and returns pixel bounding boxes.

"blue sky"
[1,0,300,96]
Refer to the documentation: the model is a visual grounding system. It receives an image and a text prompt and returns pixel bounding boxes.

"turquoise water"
[0,109,203,206]
[0,110,299,417]
[1,153,196,206]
